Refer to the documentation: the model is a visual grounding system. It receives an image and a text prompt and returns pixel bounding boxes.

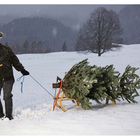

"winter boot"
[5,115,13,120]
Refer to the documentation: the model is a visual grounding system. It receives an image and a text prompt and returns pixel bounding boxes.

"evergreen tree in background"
[23,40,29,53]
[62,41,67,51]
[62,59,140,109]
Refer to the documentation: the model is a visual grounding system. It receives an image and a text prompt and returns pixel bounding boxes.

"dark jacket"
[0,43,24,81]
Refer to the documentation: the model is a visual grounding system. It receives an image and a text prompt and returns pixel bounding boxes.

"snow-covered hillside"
[0,44,140,135]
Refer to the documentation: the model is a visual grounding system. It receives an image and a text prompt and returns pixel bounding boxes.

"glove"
[21,69,30,76]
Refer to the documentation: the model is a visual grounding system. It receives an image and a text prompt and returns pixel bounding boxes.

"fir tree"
[119,66,140,103]
[62,59,140,109]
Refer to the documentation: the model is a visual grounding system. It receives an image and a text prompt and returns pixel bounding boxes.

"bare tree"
[76,7,123,56]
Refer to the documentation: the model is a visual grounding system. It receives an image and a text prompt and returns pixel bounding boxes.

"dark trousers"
[0,80,14,117]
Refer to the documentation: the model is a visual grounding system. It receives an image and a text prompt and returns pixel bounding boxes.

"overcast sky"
[0,5,125,29]
[0,5,124,17]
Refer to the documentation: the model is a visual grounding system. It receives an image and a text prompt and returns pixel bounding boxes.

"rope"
[29,75,54,99]
[17,76,25,93]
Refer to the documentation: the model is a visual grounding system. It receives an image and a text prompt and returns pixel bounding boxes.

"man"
[0,32,29,120]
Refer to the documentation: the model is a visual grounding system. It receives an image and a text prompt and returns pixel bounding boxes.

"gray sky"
[0,5,123,16]
[0,5,124,29]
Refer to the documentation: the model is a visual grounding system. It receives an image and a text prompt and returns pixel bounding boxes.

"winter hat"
[0,32,4,38]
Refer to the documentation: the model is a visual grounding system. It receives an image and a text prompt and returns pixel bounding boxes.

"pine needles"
[62,59,140,109]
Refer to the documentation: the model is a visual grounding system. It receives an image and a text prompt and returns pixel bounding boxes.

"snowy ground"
[0,44,140,135]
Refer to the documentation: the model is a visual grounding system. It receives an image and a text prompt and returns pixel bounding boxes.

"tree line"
[5,40,49,54]
[6,40,67,54]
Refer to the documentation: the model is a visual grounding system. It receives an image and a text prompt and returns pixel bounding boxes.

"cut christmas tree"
[120,66,140,103]
[62,59,140,109]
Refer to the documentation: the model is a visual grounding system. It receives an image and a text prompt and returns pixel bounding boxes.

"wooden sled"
[52,77,79,112]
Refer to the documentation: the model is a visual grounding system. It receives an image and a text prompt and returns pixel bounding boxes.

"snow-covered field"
[0,44,140,135]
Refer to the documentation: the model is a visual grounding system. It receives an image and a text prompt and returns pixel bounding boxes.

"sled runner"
[52,77,79,112]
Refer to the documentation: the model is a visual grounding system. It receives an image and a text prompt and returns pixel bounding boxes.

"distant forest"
[0,17,77,54]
